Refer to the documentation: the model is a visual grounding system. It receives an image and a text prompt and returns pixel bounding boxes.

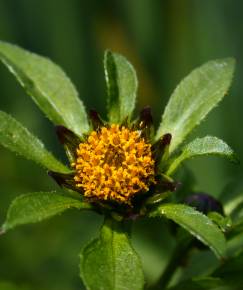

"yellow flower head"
[73,124,155,204]
[50,108,175,214]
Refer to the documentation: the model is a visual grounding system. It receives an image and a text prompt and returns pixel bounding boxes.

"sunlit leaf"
[150,203,226,258]
[0,111,69,173]
[166,136,237,175]
[0,41,89,136]
[156,58,235,153]
[104,50,138,123]
[80,217,144,290]
[1,192,91,232]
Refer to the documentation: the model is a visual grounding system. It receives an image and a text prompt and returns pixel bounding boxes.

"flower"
[0,44,235,220]
[49,107,177,216]
[73,124,155,204]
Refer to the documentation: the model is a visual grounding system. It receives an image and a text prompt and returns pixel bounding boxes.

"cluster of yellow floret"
[73,124,155,203]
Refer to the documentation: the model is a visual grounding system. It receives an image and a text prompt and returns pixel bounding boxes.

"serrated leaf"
[166,136,237,175]
[1,192,91,232]
[150,203,226,258]
[0,41,89,136]
[0,111,69,173]
[80,217,144,290]
[156,58,235,153]
[104,50,138,123]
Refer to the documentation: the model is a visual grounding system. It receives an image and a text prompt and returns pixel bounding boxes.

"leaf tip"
[139,106,153,125]
[89,109,104,130]
[161,133,172,147]
[216,57,236,70]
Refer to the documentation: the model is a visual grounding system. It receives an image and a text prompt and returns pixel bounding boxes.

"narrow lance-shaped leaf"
[0,111,69,173]
[104,50,138,123]
[156,58,235,153]
[80,217,144,290]
[0,41,89,136]
[166,136,237,175]
[1,192,91,233]
[149,203,226,258]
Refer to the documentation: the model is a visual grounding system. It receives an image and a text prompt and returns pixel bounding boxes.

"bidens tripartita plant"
[0,41,237,290]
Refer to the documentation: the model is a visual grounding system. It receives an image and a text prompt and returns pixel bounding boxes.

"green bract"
[0,41,237,290]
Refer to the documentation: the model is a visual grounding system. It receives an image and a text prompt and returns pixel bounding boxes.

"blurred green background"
[0,1,242,289]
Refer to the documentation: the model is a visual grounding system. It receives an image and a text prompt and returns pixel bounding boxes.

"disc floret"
[73,124,155,204]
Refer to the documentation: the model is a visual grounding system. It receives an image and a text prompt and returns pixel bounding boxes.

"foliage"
[0,41,241,290]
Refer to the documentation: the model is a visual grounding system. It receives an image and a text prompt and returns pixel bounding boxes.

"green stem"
[151,234,193,290]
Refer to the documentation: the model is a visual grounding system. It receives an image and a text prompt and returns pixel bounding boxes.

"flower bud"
[185,192,223,215]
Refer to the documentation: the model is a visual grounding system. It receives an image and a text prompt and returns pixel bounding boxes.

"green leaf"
[80,217,144,290]
[156,58,235,153]
[104,50,138,123]
[166,136,237,175]
[150,203,226,258]
[0,41,89,136]
[1,191,91,232]
[0,111,69,173]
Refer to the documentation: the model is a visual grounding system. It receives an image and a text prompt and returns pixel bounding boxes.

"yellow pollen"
[73,124,155,204]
